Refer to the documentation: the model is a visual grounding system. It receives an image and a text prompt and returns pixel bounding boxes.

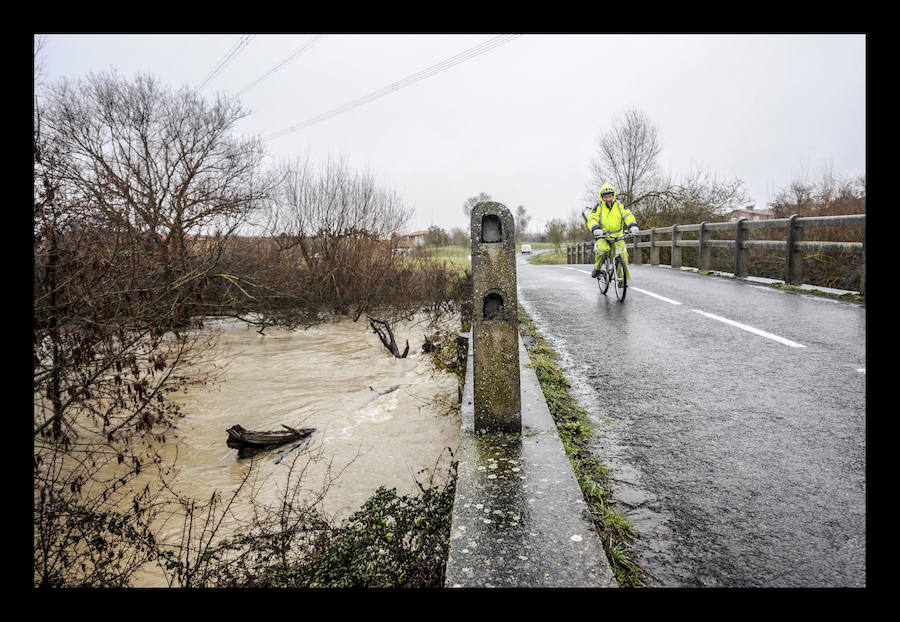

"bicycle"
[594,231,633,302]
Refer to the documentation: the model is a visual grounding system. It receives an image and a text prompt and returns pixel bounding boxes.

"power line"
[236,35,325,97]
[196,34,254,92]
[262,34,521,141]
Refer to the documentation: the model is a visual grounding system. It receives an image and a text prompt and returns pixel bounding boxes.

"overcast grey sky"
[36,33,866,236]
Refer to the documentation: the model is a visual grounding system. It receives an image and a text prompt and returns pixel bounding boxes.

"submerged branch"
[366,315,409,358]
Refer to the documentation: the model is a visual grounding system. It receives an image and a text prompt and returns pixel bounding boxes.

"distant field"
[424,243,558,254]
[419,245,470,275]
[417,242,566,271]
[527,249,567,264]
[427,245,469,257]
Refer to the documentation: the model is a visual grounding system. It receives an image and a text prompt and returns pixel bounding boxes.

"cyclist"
[588,182,640,279]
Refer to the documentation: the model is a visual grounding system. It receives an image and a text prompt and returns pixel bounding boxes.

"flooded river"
[134,316,461,586]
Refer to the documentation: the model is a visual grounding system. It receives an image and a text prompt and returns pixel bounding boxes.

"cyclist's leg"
[618,239,631,280]
[593,239,610,276]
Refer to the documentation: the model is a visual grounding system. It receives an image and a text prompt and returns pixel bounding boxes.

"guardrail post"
[734,218,748,277]
[588,241,595,266]
[650,228,660,265]
[785,213,804,285]
[671,224,682,269]
[632,232,642,265]
[698,222,710,271]
[470,202,521,434]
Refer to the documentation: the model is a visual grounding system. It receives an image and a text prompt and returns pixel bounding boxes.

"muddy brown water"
[131,316,461,587]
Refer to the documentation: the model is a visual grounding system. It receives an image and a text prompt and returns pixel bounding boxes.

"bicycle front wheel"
[597,260,610,294]
[613,256,628,301]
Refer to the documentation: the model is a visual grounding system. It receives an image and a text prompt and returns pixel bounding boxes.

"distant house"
[403,230,429,247]
[726,206,775,221]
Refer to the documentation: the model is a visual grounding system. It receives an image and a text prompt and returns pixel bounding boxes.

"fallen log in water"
[226,424,314,447]
[226,424,315,460]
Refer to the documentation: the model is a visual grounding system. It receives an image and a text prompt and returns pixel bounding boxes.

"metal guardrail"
[566,214,865,291]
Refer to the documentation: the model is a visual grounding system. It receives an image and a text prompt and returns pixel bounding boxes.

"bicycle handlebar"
[598,231,636,241]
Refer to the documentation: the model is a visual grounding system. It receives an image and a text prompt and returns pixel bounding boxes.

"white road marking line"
[553,264,812,350]
[557,266,592,274]
[691,309,806,348]
[630,287,682,305]
[856,368,865,374]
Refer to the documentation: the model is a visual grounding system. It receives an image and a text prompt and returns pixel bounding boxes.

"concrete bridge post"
[650,228,660,265]
[785,213,804,285]
[671,224,682,270]
[734,218,749,277]
[699,222,710,271]
[470,202,521,434]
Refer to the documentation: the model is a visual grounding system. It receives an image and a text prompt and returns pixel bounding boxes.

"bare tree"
[545,218,566,252]
[462,192,492,219]
[258,155,434,327]
[34,35,48,88]
[638,167,748,227]
[766,160,862,220]
[42,70,275,325]
[586,108,670,210]
[566,209,592,243]
[514,205,531,241]
[586,108,752,228]
[33,68,271,587]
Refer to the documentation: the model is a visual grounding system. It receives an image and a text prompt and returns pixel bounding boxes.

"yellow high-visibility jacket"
[587,188,637,235]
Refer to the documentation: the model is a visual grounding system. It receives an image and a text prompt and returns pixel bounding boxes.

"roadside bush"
[188,453,458,588]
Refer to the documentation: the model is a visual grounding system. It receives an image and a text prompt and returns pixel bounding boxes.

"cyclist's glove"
[592,226,604,239]
[629,224,639,234]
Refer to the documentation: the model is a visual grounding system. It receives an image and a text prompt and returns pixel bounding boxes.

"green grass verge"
[526,250,567,265]
[699,270,865,303]
[517,305,646,587]
[767,282,865,303]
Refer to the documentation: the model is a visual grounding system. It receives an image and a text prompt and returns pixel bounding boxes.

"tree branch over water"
[367,315,409,358]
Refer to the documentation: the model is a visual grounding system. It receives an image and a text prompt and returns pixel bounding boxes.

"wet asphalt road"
[516,255,866,587]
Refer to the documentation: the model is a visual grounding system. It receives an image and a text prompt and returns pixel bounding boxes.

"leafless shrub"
[189,447,457,588]
[767,164,865,289]
[219,155,470,331]
[33,67,270,587]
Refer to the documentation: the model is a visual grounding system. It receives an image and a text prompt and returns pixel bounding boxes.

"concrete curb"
[444,333,616,588]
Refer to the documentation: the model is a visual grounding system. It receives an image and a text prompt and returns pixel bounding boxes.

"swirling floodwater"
[134,316,461,587]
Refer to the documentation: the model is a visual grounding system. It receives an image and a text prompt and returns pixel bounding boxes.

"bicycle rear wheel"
[613,256,627,301]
